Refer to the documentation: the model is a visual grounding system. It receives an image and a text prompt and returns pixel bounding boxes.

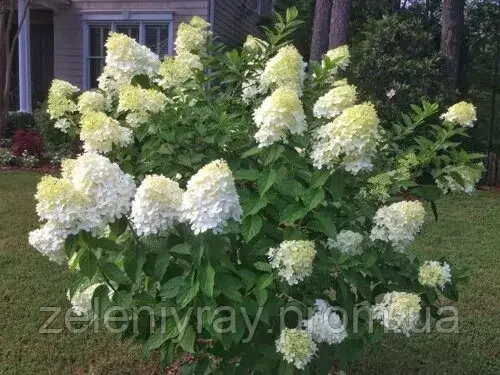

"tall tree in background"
[329,0,352,48]
[0,0,31,138]
[310,0,331,60]
[440,0,466,93]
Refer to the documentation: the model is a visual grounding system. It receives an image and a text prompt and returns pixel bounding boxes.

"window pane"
[145,24,169,56]
[116,24,140,42]
[89,25,111,57]
[89,58,104,88]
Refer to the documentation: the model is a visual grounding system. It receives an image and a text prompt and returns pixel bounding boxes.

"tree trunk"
[440,0,466,93]
[310,0,332,61]
[328,0,352,49]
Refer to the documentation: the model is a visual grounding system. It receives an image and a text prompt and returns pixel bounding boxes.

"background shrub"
[349,14,448,123]
[6,111,36,138]
[11,129,44,158]
[34,101,73,154]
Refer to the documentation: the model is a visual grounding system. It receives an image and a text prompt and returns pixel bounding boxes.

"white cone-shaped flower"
[253,87,306,147]
[261,45,306,95]
[327,230,364,256]
[182,159,242,234]
[373,292,421,336]
[80,111,132,153]
[418,261,451,290]
[28,223,68,264]
[62,152,136,225]
[276,328,317,370]
[131,175,184,236]
[303,299,347,345]
[310,102,380,174]
[268,240,316,285]
[313,83,357,119]
[370,200,425,251]
[440,101,477,127]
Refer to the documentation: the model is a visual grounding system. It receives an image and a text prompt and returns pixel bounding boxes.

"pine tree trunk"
[440,0,466,93]
[310,0,332,61]
[328,0,352,49]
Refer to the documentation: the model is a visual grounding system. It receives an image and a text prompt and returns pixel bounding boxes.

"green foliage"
[6,111,36,137]
[33,101,75,162]
[349,14,448,122]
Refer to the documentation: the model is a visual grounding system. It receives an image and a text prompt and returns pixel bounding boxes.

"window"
[83,12,174,88]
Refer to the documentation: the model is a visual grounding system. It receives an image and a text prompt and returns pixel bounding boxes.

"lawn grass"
[0,171,499,374]
[0,172,159,375]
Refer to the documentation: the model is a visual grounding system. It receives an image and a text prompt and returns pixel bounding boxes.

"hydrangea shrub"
[30,9,482,374]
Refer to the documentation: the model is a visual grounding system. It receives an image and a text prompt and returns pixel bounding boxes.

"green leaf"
[302,187,325,211]
[242,146,262,158]
[124,244,146,281]
[278,361,294,375]
[256,273,273,290]
[285,6,298,22]
[79,248,97,279]
[258,169,277,197]
[308,212,337,237]
[179,325,196,353]
[154,252,172,281]
[100,262,131,286]
[199,263,215,297]
[254,261,272,272]
[310,170,330,188]
[159,277,186,299]
[144,319,178,354]
[254,288,268,306]
[178,280,200,308]
[242,215,263,243]
[234,169,260,181]
[280,203,307,225]
[170,243,191,255]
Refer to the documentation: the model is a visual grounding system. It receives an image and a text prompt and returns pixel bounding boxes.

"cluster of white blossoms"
[118,85,167,128]
[436,164,483,194]
[101,33,160,87]
[268,240,316,285]
[370,200,426,251]
[158,51,203,90]
[418,261,452,290]
[77,91,108,114]
[35,176,91,230]
[28,223,68,264]
[440,101,477,128]
[30,153,136,262]
[47,79,79,132]
[303,299,348,345]
[327,230,364,256]
[310,102,381,174]
[62,153,136,224]
[313,82,357,119]
[131,175,184,236]
[80,111,132,153]
[182,159,243,234]
[253,87,306,147]
[261,45,306,96]
[275,328,317,370]
[323,45,350,72]
[175,16,211,54]
[373,292,421,336]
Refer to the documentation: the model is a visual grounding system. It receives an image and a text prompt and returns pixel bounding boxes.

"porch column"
[18,0,32,112]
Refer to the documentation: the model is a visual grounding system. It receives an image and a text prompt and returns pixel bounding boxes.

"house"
[13,0,274,112]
